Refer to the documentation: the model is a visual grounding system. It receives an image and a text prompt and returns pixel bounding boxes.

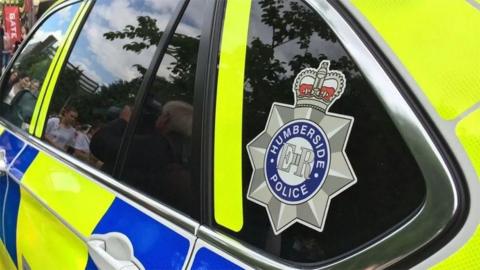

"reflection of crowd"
[1,70,40,129]
[44,106,101,167]
[0,22,27,73]
[90,100,195,214]
[3,71,40,104]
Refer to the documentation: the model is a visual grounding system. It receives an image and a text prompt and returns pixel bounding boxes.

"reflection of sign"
[247,60,357,234]
[4,6,22,43]
[24,0,33,13]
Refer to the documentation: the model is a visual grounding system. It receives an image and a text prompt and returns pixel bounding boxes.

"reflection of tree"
[244,0,352,136]
[17,50,52,81]
[104,15,199,101]
[55,14,200,124]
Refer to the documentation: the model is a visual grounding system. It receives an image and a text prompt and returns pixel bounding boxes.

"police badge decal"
[247,60,357,234]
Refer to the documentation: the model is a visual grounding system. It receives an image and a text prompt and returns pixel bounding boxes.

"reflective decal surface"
[247,60,356,234]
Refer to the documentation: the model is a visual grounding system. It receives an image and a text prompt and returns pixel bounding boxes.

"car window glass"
[0,3,81,130]
[214,0,426,263]
[118,1,206,219]
[40,0,179,172]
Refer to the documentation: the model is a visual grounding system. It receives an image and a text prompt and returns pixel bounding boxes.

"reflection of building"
[65,62,99,95]
[18,34,100,95]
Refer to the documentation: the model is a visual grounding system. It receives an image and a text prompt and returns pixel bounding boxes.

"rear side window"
[40,0,179,170]
[0,3,81,130]
[214,0,426,263]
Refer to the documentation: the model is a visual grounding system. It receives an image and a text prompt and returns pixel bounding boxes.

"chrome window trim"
[196,0,460,269]
[0,119,199,235]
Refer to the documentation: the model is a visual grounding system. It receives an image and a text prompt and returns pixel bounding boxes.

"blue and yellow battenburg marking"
[247,60,357,234]
[0,129,193,269]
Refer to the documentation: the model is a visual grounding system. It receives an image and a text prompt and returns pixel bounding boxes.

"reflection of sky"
[28,4,80,45]
[155,0,204,81]
[68,0,204,87]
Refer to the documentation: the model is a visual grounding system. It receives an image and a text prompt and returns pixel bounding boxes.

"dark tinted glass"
[41,0,179,171]
[118,1,206,219]
[216,0,426,263]
[0,3,80,130]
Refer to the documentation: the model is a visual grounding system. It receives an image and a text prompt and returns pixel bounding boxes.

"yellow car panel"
[432,225,480,270]
[16,189,88,270]
[21,152,115,237]
[0,242,15,270]
[456,109,480,179]
[351,0,480,120]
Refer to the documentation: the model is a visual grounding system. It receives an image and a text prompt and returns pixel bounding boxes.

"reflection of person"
[30,79,40,97]
[44,106,78,151]
[155,101,193,163]
[0,22,4,70]
[90,105,136,174]
[3,73,30,105]
[73,123,102,167]
[90,101,195,214]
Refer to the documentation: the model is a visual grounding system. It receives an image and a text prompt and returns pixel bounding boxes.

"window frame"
[197,0,465,269]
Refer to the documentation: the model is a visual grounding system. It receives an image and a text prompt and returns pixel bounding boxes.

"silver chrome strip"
[2,143,27,243]
[0,119,199,235]
[195,0,459,269]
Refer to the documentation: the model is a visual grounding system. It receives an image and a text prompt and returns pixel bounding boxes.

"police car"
[0,0,478,269]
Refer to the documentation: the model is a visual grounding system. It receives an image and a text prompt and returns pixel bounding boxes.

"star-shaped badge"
[246,60,356,234]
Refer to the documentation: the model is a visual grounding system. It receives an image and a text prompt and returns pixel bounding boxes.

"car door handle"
[88,232,144,270]
[0,149,7,175]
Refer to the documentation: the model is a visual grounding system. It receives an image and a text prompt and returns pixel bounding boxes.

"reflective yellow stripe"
[214,0,252,232]
[352,0,480,120]
[457,109,480,179]
[432,226,480,270]
[0,242,15,270]
[0,125,5,135]
[21,152,115,237]
[17,189,89,270]
[34,0,90,137]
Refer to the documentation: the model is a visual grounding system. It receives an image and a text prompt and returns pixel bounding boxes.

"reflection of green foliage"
[245,0,355,115]
[103,15,199,102]
[17,51,51,81]
[104,16,161,54]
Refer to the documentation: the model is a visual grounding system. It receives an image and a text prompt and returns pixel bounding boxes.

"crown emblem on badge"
[294,60,346,111]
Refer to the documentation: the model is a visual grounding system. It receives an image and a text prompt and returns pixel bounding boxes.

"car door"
[188,0,464,269]
[0,0,215,269]
[0,1,86,268]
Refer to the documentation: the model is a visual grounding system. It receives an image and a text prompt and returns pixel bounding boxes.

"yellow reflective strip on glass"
[351,0,480,120]
[432,225,480,269]
[22,152,115,236]
[214,0,252,232]
[34,1,90,138]
[0,242,15,270]
[29,36,70,134]
[17,189,89,270]
[456,109,480,179]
